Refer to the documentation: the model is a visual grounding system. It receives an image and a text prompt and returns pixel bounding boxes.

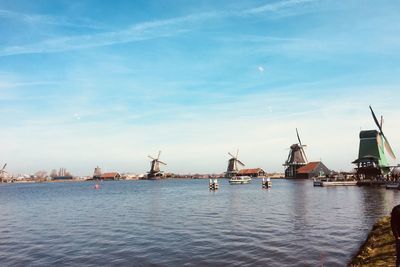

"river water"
[0,179,399,266]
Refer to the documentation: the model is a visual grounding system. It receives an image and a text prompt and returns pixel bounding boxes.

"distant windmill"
[352,106,396,179]
[224,150,245,178]
[283,129,308,178]
[147,151,167,179]
[0,163,8,182]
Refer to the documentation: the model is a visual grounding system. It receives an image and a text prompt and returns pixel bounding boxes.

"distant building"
[52,175,73,181]
[237,168,266,177]
[296,161,330,179]
[51,167,73,180]
[100,172,121,180]
[122,173,139,180]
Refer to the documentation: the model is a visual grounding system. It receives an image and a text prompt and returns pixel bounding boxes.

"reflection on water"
[0,179,399,266]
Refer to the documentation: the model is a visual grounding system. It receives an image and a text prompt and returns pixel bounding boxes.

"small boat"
[313,177,326,186]
[229,176,251,185]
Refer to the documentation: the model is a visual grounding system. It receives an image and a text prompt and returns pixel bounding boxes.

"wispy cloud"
[0,11,218,56]
[243,0,318,15]
[0,0,319,57]
[0,9,105,29]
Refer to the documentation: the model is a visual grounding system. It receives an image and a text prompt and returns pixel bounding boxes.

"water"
[0,179,399,266]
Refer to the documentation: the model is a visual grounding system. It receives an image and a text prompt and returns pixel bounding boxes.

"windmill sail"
[383,136,396,160]
[369,106,396,160]
[296,128,302,146]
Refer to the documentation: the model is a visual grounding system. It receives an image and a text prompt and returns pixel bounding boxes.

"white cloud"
[243,0,318,15]
[0,9,105,29]
[0,1,321,57]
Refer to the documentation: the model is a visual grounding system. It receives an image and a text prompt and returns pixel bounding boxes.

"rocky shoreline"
[349,216,396,266]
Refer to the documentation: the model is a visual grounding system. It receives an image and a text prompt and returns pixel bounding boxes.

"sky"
[0,0,400,176]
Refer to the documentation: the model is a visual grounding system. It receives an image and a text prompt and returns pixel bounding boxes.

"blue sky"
[1,0,400,175]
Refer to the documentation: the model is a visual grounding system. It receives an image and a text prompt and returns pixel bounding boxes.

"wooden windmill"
[352,106,396,179]
[283,129,308,178]
[224,150,245,178]
[0,163,7,182]
[147,151,167,179]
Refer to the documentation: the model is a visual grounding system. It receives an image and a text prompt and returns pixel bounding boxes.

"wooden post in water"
[209,179,219,190]
[262,177,272,189]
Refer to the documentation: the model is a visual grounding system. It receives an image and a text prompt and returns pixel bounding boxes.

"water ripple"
[0,179,399,266]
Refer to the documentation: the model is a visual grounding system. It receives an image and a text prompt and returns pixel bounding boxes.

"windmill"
[224,150,245,178]
[283,129,308,178]
[0,163,8,182]
[352,106,396,179]
[147,151,167,179]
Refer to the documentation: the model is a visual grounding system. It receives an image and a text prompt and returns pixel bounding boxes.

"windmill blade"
[370,106,395,159]
[380,115,384,129]
[301,147,308,163]
[157,151,161,160]
[369,105,383,132]
[237,159,245,166]
[382,135,396,160]
[158,160,167,165]
[296,128,302,146]
[148,155,156,160]
[376,134,383,150]
[286,150,291,163]
[2,163,6,170]
[228,152,236,159]
[236,149,239,158]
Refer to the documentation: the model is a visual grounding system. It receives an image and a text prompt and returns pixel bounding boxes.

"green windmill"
[352,106,396,178]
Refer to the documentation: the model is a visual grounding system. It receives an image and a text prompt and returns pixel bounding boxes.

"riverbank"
[349,216,396,266]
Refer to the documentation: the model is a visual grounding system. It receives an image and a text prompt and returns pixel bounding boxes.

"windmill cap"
[360,130,379,139]
[290,143,302,149]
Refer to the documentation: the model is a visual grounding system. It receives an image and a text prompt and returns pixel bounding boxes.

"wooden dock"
[314,180,358,187]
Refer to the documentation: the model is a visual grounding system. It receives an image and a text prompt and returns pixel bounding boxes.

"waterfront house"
[237,168,266,178]
[296,161,330,179]
[100,172,121,180]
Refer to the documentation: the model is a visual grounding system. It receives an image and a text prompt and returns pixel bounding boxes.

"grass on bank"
[349,216,396,267]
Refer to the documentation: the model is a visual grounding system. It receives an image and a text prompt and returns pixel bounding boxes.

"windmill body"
[147,151,167,179]
[224,150,245,178]
[352,106,396,179]
[0,163,8,183]
[283,129,308,178]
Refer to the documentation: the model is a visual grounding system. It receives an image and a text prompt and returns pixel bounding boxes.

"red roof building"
[100,172,121,180]
[296,161,330,179]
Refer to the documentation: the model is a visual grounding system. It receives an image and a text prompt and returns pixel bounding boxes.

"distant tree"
[35,170,47,179]
[50,169,58,178]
